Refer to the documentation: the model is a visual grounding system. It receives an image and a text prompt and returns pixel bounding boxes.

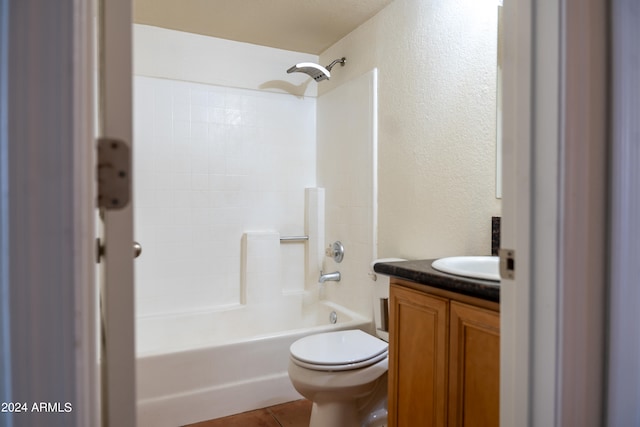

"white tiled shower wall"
[133,25,379,322]
[133,76,316,316]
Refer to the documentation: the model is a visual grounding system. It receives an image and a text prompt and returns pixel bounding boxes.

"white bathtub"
[136,297,372,427]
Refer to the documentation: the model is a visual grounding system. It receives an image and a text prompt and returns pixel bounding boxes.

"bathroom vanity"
[374,260,500,427]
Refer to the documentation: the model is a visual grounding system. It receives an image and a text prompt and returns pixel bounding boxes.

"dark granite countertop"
[374,259,500,303]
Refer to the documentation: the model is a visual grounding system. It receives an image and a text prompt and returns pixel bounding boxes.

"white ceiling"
[133,0,395,55]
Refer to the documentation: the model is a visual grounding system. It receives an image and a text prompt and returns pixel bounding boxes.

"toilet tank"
[370,258,406,342]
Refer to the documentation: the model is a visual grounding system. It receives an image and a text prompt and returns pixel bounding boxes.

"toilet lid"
[290,330,388,370]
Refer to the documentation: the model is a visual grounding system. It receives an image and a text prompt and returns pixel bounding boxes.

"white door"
[97,0,136,425]
[499,0,533,424]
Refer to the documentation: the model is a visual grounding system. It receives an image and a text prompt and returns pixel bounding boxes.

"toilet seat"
[290,329,388,372]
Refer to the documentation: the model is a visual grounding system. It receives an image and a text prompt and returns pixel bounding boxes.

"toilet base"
[307,372,388,427]
[309,401,360,427]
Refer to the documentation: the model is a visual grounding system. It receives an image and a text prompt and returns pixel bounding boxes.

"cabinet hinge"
[97,138,130,210]
[499,248,515,280]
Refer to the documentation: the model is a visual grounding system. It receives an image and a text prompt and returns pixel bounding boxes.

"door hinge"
[499,248,515,280]
[97,138,130,210]
[96,238,105,264]
[96,238,142,264]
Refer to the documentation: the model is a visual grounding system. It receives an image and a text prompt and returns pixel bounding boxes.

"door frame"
[501,0,608,425]
[606,0,640,424]
[0,0,99,425]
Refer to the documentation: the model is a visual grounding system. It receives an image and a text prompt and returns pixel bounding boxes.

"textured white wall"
[320,0,501,259]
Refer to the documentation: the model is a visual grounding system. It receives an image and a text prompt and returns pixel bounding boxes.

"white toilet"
[287,258,405,427]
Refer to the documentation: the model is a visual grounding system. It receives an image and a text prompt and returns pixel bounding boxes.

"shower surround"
[133,74,316,315]
[133,24,378,424]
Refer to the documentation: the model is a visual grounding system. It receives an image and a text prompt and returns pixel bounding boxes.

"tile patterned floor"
[184,399,312,427]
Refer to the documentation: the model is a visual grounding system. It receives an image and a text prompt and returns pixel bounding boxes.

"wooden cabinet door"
[389,284,449,427]
[448,302,500,427]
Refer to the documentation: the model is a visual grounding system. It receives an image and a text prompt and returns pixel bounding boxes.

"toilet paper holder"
[378,298,389,333]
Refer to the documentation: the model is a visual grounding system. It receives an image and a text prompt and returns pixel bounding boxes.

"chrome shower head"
[287,62,331,82]
[286,57,346,82]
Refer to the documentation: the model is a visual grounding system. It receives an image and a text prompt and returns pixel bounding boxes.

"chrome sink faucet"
[319,270,341,283]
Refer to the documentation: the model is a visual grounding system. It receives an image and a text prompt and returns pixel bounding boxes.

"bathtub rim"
[136,299,374,358]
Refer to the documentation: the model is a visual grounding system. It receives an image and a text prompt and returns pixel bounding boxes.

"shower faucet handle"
[325,241,344,263]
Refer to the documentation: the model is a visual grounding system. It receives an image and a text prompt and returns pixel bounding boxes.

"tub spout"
[319,270,341,283]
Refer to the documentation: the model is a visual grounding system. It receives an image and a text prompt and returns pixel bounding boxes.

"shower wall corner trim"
[305,187,325,287]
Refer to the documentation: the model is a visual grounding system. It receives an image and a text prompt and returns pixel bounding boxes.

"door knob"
[133,241,142,258]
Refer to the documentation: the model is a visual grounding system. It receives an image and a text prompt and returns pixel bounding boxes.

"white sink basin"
[431,256,500,282]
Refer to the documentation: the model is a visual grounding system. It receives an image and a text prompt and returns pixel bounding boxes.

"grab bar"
[280,235,309,243]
